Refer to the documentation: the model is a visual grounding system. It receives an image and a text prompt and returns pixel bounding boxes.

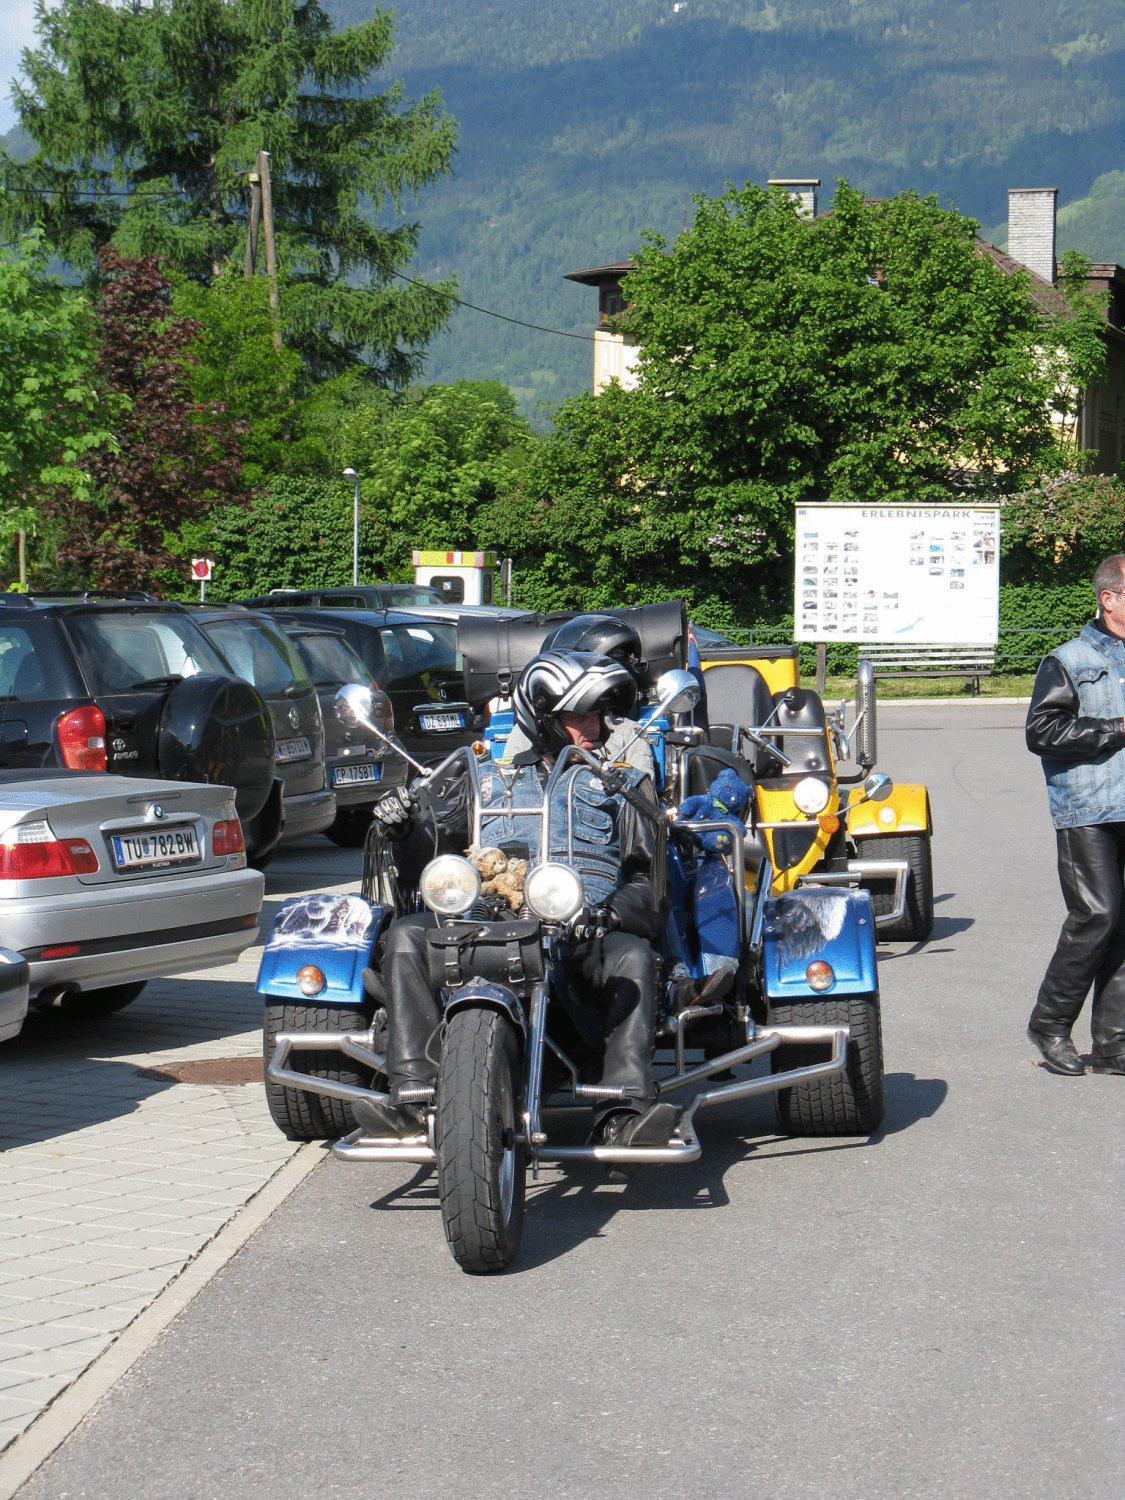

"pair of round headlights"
[418,855,585,924]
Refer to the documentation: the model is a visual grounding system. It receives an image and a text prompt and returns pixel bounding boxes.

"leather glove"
[371,784,417,829]
[570,906,620,942]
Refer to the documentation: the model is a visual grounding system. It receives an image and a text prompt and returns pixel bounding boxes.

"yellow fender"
[753,782,843,894]
[848,783,932,837]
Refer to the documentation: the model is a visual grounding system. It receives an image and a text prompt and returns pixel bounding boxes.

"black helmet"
[512,650,638,750]
[544,614,644,680]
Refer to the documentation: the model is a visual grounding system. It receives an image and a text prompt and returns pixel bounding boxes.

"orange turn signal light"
[296,964,327,997]
[806,960,836,992]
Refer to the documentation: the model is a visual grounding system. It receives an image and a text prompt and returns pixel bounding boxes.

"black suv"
[0,594,281,857]
[243,584,446,611]
[260,607,482,765]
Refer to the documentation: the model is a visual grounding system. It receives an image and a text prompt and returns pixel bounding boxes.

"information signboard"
[793,505,1000,644]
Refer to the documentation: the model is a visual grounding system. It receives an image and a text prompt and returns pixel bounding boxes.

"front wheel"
[770,993,884,1136]
[437,1007,526,1274]
[860,831,934,942]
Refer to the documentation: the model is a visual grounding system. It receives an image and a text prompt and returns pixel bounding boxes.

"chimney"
[768,177,820,219]
[1007,188,1058,285]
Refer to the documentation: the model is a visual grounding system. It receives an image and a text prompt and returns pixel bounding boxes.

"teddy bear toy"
[468,846,528,912]
[672,768,753,979]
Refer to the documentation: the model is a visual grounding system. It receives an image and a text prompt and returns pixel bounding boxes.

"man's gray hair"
[1093,554,1125,609]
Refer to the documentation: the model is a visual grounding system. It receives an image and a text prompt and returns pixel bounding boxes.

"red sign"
[191,558,214,581]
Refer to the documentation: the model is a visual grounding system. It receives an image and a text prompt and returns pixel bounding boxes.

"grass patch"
[820,672,1034,701]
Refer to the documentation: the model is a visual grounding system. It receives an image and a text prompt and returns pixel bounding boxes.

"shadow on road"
[362,1068,948,1272]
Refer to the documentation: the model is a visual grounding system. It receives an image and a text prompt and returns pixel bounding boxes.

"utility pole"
[244,170,261,278]
[256,149,282,352]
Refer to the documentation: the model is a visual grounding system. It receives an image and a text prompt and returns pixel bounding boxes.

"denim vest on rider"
[1042,624,1125,829]
[477,761,623,906]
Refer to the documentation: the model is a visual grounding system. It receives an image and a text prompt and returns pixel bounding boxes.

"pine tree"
[1,1,457,381]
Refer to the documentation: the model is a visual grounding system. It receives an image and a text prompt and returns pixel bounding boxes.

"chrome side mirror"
[653,668,701,718]
[863,772,893,801]
[855,659,878,769]
[335,682,375,728]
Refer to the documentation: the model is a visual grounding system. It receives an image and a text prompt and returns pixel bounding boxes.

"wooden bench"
[863,643,997,695]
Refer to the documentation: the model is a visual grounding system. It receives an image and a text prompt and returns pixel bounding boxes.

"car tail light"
[0,820,99,879]
[212,818,246,857]
[370,690,394,735]
[56,705,107,772]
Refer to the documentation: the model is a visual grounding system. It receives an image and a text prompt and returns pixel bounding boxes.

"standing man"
[1025,553,1125,1076]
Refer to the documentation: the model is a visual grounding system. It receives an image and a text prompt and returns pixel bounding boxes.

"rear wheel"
[263,1002,383,1141]
[770,993,884,1136]
[437,1007,526,1274]
[861,831,934,942]
[34,981,146,1018]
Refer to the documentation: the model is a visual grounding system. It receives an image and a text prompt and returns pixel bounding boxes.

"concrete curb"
[879,696,1030,706]
[0,1142,325,1500]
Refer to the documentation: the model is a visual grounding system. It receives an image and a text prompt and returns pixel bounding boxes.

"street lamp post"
[343,468,359,587]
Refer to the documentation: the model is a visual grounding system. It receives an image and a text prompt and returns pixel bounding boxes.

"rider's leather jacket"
[1025,618,1125,829]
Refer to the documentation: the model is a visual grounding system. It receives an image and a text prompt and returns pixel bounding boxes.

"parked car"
[280,622,405,848]
[244,585,447,611]
[189,607,336,848]
[0,947,30,1044]
[260,608,485,766]
[0,594,280,860]
[0,767,263,1025]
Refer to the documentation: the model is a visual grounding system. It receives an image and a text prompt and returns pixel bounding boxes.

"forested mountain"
[5,3,1122,412]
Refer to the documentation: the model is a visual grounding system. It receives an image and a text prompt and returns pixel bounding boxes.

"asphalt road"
[20,704,1122,1499]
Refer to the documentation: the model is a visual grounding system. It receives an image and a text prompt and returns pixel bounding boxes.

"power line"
[0,179,599,344]
[391,269,596,342]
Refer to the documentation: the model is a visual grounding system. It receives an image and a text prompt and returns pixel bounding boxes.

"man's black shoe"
[599,1101,681,1181]
[1090,1052,1125,1075]
[352,1096,421,1137]
[1027,1028,1085,1076]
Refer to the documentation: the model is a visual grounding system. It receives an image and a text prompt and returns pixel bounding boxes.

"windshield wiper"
[128,674,184,691]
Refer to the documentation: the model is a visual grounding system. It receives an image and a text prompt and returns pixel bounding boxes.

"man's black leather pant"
[381,913,660,1103]
[1029,821,1125,1061]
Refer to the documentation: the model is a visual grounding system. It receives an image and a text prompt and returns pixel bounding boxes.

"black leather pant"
[381,914,660,1104]
[1030,821,1125,1060]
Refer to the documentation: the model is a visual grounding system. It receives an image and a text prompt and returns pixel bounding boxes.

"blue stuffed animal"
[674,768,753,978]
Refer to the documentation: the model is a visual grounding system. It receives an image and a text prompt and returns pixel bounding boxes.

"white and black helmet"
[513,650,638,749]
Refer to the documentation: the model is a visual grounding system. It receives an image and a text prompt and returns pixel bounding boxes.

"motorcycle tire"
[437,1007,526,1274]
[263,1002,384,1142]
[861,831,935,942]
[769,993,884,1137]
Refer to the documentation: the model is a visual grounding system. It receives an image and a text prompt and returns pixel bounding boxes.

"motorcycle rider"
[501,615,656,779]
[358,649,679,1155]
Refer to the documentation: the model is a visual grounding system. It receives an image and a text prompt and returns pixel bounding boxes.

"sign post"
[191,557,214,602]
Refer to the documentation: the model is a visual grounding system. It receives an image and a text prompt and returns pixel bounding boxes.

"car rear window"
[291,632,374,689]
[376,623,460,686]
[66,611,231,693]
[201,617,312,699]
[0,619,83,701]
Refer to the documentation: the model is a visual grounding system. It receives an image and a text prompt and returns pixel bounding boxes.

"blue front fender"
[256,894,391,1007]
[761,886,877,1000]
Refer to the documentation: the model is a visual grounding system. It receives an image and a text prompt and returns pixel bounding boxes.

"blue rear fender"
[761,886,877,1001]
[256,894,391,1007]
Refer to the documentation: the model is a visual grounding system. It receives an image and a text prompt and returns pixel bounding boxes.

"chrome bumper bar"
[798,857,909,927]
[267,1022,850,1169]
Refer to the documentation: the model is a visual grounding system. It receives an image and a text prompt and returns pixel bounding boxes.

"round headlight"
[793,776,831,815]
[524,863,584,923]
[419,855,480,916]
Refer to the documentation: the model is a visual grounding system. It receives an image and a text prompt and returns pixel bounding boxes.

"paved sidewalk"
[0,843,355,1452]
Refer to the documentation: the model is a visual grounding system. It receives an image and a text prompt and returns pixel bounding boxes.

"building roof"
[563,262,633,287]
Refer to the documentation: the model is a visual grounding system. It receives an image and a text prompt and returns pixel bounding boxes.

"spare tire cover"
[158,675,275,823]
